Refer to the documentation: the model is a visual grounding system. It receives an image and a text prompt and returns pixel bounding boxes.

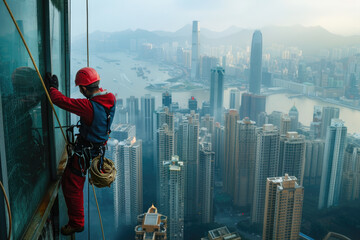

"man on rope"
[46,67,116,235]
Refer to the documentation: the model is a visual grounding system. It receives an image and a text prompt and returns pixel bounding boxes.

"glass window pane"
[0,1,50,238]
[50,0,67,163]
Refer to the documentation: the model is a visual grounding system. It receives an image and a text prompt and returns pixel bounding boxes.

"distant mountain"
[72,25,360,57]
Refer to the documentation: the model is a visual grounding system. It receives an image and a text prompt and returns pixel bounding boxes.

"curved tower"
[249,30,263,94]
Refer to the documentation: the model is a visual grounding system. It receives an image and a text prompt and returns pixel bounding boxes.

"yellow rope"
[2,0,68,145]
[0,180,11,240]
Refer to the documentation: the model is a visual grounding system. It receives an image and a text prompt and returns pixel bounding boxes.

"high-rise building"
[191,20,200,80]
[105,139,119,229]
[135,205,167,240]
[304,139,325,186]
[188,96,198,112]
[163,156,185,240]
[111,124,136,142]
[249,30,263,94]
[341,144,360,202]
[234,118,257,207]
[263,174,304,240]
[319,119,347,209]
[229,89,240,110]
[279,132,306,185]
[155,107,174,132]
[127,96,140,127]
[162,91,172,108]
[141,94,155,142]
[210,67,225,123]
[214,123,225,171]
[201,226,242,240]
[320,107,340,139]
[280,114,291,135]
[118,106,128,124]
[201,114,215,136]
[198,137,215,223]
[201,101,211,116]
[239,92,266,122]
[201,56,219,80]
[157,124,174,212]
[257,112,268,127]
[224,110,240,195]
[289,105,299,131]
[252,124,280,225]
[116,136,143,225]
[177,113,199,222]
[268,111,283,129]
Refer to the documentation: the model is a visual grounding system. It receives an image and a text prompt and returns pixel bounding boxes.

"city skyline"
[71,1,360,37]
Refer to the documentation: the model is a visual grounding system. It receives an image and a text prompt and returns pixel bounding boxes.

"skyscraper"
[116,136,143,225]
[188,96,198,112]
[263,174,304,240]
[141,94,155,142]
[252,124,280,225]
[249,30,263,94]
[127,96,140,127]
[214,123,225,171]
[224,110,240,196]
[304,139,325,186]
[163,156,185,240]
[320,107,340,139]
[191,21,200,80]
[210,67,225,123]
[106,139,119,229]
[198,137,215,223]
[157,124,174,212]
[162,91,172,108]
[289,105,299,131]
[280,114,291,135]
[229,89,240,110]
[341,144,360,202]
[177,113,199,222]
[279,132,306,185]
[268,111,283,129]
[239,92,266,122]
[135,205,167,240]
[319,119,347,209]
[234,118,257,207]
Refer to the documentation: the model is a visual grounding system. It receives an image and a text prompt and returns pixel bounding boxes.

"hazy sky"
[72,0,360,36]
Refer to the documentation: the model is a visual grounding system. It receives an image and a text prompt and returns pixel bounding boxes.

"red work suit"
[50,87,116,228]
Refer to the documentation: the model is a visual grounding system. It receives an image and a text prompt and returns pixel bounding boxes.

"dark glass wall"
[0,0,69,238]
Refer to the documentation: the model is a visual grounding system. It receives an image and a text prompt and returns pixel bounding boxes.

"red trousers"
[61,155,86,227]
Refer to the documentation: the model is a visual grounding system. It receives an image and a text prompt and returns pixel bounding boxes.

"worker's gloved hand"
[45,72,59,90]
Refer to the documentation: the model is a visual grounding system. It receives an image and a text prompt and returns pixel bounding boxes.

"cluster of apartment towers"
[105,21,359,240]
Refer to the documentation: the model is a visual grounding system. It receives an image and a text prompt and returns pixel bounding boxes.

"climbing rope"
[0,180,11,240]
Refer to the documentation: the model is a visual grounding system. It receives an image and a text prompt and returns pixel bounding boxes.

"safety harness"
[66,91,115,178]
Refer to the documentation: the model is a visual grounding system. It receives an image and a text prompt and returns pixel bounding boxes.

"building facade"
[263,175,304,240]
[234,118,257,208]
[249,30,263,94]
[319,119,347,209]
[191,21,200,80]
[252,124,280,225]
[117,137,143,225]
[279,132,306,185]
[210,67,225,123]
[141,94,155,142]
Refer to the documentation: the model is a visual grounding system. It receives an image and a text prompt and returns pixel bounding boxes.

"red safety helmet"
[75,67,100,86]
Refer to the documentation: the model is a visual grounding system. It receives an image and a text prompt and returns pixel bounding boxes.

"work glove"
[45,72,59,90]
